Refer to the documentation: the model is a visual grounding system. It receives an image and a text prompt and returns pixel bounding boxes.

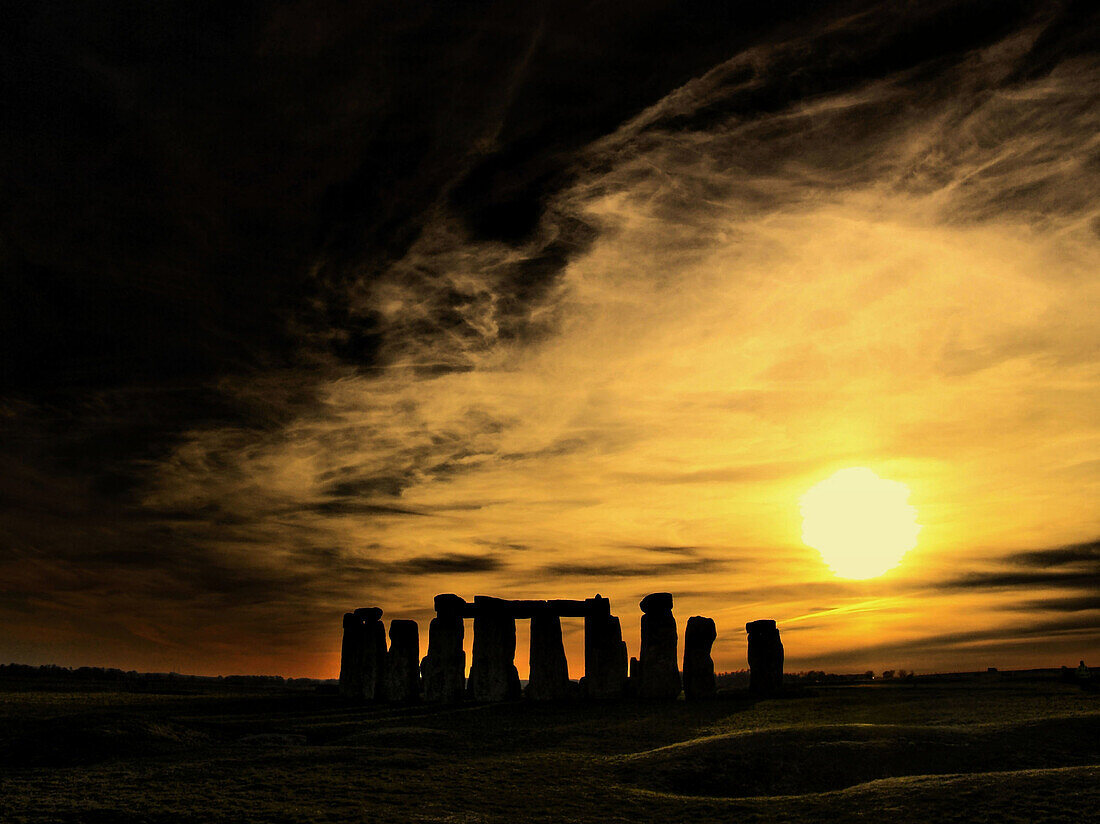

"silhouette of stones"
[527,614,571,700]
[638,592,681,699]
[338,607,387,700]
[467,597,521,702]
[683,616,717,699]
[746,619,784,695]
[639,592,673,613]
[421,596,466,703]
[434,593,467,614]
[583,600,628,699]
[338,613,359,698]
[344,592,737,705]
[385,619,421,702]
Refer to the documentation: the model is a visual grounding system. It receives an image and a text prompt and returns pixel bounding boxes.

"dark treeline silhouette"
[0,663,333,691]
[716,670,880,689]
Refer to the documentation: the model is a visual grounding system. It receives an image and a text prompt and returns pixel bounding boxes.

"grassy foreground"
[2,680,1098,823]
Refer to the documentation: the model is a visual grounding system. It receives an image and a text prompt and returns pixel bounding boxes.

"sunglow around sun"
[800,468,921,579]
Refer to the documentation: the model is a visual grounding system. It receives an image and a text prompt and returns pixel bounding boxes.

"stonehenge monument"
[338,607,387,700]
[468,597,522,702]
[338,591,783,706]
[683,615,717,699]
[421,594,466,703]
[746,618,785,695]
[636,592,681,699]
[527,614,571,700]
[385,619,421,702]
[583,599,628,699]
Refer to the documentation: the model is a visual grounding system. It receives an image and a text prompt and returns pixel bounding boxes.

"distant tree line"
[715,669,920,689]
[0,663,330,688]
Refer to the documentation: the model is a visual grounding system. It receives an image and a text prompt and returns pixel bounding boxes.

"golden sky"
[2,1,1097,678]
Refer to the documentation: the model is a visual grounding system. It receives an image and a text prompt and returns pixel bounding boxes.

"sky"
[2,0,1098,678]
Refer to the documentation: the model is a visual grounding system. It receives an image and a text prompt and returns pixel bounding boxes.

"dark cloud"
[393,554,504,576]
[627,545,701,556]
[630,0,1037,139]
[473,540,532,553]
[820,615,1100,666]
[1014,596,1100,613]
[542,558,723,578]
[499,437,590,462]
[299,501,434,518]
[1007,540,1100,568]
[948,570,1100,590]
[5,0,1063,478]
[941,539,1100,591]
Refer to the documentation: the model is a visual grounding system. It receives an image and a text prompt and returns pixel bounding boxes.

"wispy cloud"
[942,539,1100,591]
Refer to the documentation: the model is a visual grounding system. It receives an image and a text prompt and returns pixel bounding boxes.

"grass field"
[2,680,1098,823]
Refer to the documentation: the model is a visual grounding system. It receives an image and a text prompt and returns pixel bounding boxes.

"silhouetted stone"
[603,616,629,695]
[639,592,673,613]
[385,619,421,702]
[628,656,640,697]
[527,614,571,700]
[338,613,360,698]
[421,612,465,703]
[683,616,717,699]
[583,611,628,699]
[638,593,680,699]
[746,619,784,695]
[468,602,520,702]
[339,608,387,700]
[433,593,467,615]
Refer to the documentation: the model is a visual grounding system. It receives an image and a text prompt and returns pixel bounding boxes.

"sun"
[800,467,920,579]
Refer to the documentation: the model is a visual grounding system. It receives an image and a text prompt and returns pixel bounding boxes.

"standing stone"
[527,614,571,700]
[638,592,680,699]
[603,616,629,695]
[746,619,784,695]
[467,597,521,702]
[338,613,362,698]
[627,656,640,697]
[683,616,717,700]
[421,594,466,703]
[582,596,627,699]
[339,607,387,700]
[386,619,421,702]
[585,614,628,699]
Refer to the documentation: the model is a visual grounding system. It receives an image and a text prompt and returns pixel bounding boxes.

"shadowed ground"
[1,680,1098,823]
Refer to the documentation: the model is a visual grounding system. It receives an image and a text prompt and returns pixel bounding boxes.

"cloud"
[615,461,818,485]
[1014,596,1100,613]
[542,558,724,579]
[301,502,435,518]
[821,615,1100,663]
[626,545,701,556]
[941,539,1100,591]
[1008,540,1100,568]
[393,554,504,575]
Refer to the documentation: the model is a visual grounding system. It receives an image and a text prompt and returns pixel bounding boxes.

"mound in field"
[612,716,1100,797]
[0,713,210,767]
